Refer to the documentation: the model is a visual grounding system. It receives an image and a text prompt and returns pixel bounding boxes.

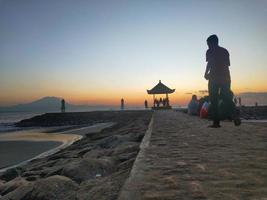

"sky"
[1,0,267,107]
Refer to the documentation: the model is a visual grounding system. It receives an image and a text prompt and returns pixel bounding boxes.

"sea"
[0,112,43,133]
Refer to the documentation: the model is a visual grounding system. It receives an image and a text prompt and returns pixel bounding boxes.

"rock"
[117,158,136,171]
[112,142,139,155]
[0,168,21,182]
[96,135,121,148]
[0,180,6,193]
[76,147,93,157]
[24,176,39,181]
[83,149,113,159]
[22,166,63,179]
[2,183,33,200]
[77,170,129,200]
[4,175,78,200]
[96,134,141,149]
[117,152,138,162]
[0,177,29,196]
[61,158,115,183]
[0,180,6,184]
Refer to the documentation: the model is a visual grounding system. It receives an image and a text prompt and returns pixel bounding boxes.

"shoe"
[233,118,241,126]
[208,124,221,128]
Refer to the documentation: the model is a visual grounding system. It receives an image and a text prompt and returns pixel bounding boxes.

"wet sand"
[0,141,61,169]
[0,122,113,171]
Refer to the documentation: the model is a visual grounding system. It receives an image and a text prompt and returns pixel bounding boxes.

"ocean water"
[0,112,43,133]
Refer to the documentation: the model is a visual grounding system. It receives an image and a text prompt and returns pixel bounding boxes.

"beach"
[0,122,114,171]
[0,141,61,169]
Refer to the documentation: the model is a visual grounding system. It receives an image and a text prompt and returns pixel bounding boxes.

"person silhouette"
[61,99,65,113]
[204,34,233,128]
[121,98,124,110]
[144,100,148,109]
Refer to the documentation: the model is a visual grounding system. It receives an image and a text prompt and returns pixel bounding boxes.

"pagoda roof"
[147,80,175,94]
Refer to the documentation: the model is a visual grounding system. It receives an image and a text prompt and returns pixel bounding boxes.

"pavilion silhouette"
[147,80,175,110]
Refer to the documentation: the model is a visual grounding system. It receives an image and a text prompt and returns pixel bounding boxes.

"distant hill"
[0,97,116,112]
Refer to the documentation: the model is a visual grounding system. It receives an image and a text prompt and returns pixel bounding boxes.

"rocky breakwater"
[0,111,152,200]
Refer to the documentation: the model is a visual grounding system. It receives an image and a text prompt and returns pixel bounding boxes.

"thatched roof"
[147,80,175,94]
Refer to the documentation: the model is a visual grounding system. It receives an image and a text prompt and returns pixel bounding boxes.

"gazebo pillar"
[166,93,169,106]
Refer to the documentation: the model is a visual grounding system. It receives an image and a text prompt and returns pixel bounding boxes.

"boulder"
[0,168,21,182]
[83,149,113,159]
[61,158,115,183]
[4,175,78,200]
[77,170,129,200]
[96,134,141,149]
[112,142,139,156]
[2,183,34,200]
[96,135,121,148]
[0,177,29,196]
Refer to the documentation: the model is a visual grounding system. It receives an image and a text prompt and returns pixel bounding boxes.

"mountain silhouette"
[0,97,115,112]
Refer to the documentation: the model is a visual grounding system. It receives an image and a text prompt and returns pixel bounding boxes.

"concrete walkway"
[119,110,267,200]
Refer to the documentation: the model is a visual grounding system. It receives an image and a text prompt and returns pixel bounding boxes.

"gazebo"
[147,80,175,109]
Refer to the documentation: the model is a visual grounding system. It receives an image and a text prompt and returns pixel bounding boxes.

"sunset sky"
[1,0,267,107]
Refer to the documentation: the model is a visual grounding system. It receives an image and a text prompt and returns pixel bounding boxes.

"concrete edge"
[118,114,154,200]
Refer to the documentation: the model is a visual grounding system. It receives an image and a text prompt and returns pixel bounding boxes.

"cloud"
[198,90,208,94]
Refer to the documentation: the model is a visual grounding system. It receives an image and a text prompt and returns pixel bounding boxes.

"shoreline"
[0,122,114,172]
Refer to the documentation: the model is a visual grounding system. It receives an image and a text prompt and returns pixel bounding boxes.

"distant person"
[121,98,124,110]
[198,95,209,114]
[159,98,163,106]
[61,99,65,113]
[144,100,148,109]
[162,98,166,107]
[156,99,160,107]
[204,34,234,128]
[200,101,210,118]
[188,95,199,115]
[166,97,169,106]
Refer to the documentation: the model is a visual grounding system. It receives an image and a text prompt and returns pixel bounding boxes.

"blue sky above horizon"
[1,0,267,106]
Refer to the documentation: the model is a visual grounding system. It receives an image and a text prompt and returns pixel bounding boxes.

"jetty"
[119,110,267,199]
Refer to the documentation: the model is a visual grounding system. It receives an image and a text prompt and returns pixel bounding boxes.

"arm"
[204,62,211,80]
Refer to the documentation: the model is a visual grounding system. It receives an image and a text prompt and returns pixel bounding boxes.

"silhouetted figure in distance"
[144,100,148,109]
[188,95,199,115]
[121,98,124,110]
[204,34,233,128]
[166,97,169,106]
[61,99,65,113]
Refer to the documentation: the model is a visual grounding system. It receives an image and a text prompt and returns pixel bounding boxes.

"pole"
[153,94,155,108]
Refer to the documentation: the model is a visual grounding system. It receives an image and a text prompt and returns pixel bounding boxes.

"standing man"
[204,34,233,128]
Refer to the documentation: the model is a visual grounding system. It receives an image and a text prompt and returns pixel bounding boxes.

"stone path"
[119,110,267,200]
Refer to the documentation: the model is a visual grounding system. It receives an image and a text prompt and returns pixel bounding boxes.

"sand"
[0,122,113,171]
[0,141,61,169]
